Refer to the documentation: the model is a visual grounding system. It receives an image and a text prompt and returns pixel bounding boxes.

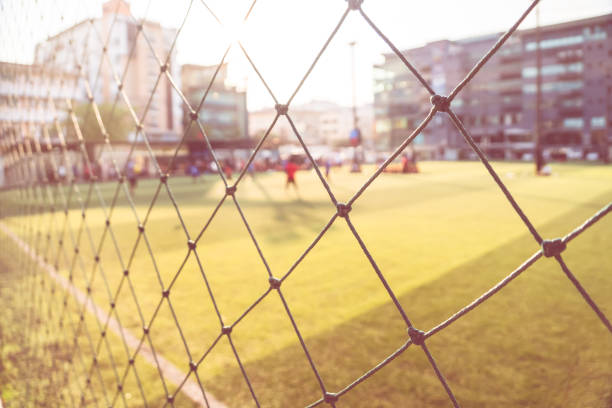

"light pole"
[534,3,544,174]
[349,40,362,172]
[350,41,358,130]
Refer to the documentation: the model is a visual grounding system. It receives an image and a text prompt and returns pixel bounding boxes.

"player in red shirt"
[285,160,299,190]
[223,159,233,180]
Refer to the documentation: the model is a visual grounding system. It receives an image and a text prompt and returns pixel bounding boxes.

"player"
[285,159,299,190]
[126,159,138,196]
[325,157,332,180]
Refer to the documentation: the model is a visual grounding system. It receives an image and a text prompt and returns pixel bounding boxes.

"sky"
[1,0,611,110]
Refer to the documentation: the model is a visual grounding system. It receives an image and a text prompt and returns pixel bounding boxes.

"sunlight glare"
[220,16,246,46]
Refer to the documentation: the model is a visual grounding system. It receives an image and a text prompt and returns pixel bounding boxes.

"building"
[34,0,182,143]
[249,101,373,147]
[374,37,489,157]
[521,15,610,159]
[320,104,374,146]
[374,13,612,161]
[0,62,78,127]
[0,61,84,187]
[181,63,248,152]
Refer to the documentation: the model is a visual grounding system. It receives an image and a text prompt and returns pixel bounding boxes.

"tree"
[65,102,132,143]
[63,102,132,163]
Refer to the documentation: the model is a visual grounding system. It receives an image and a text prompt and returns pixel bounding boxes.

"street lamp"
[348,40,362,172]
[534,3,545,174]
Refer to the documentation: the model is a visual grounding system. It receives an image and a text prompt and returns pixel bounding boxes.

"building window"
[375,119,391,133]
[563,118,583,128]
[585,26,607,41]
[523,81,583,93]
[522,62,583,78]
[591,117,605,128]
[392,117,408,129]
[525,35,583,51]
[561,98,582,107]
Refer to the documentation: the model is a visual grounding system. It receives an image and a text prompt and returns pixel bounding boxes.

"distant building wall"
[249,101,373,147]
[374,13,612,160]
[521,15,611,157]
[34,0,182,143]
[181,63,249,151]
[0,62,78,126]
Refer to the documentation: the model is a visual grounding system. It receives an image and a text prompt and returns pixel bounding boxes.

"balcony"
[557,72,582,81]
[500,55,522,64]
[499,72,522,81]
[557,53,583,63]
[558,106,583,116]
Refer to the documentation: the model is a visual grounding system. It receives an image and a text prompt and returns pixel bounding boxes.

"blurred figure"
[401,154,409,173]
[248,162,255,179]
[223,159,233,180]
[325,156,332,180]
[83,164,91,181]
[189,163,200,183]
[350,156,361,173]
[285,159,299,190]
[58,165,66,181]
[72,164,79,181]
[539,164,552,176]
[126,159,138,196]
[109,164,117,180]
[401,152,419,174]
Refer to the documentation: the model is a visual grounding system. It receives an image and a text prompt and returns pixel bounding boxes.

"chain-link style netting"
[1,0,611,407]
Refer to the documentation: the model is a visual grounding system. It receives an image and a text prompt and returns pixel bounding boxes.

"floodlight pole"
[534,4,544,174]
[349,40,362,172]
[350,41,358,129]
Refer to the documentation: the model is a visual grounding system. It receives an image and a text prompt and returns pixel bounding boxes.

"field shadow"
[205,189,612,408]
[242,176,333,243]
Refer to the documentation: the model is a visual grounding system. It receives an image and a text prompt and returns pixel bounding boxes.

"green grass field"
[1,161,611,407]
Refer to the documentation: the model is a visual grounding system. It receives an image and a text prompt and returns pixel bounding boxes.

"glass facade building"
[181,64,249,151]
[374,13,612,161]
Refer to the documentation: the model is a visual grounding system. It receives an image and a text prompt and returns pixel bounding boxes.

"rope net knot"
[408,326,426,346]
[542,238,567,258]
[337,202,352,218]
[324,392,339,404]
[430,94,450,113]
[275,104,289,116]
[269,276,282,290]
[347,0,364,10]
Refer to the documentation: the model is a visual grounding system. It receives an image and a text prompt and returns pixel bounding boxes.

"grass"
[1,161,611,407]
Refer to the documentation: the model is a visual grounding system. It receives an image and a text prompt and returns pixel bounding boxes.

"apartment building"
[374,13,612,160]
[34,0,182,143]
[0,62,78,126]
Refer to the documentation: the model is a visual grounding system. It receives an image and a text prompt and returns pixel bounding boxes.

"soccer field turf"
[2,161,611,407]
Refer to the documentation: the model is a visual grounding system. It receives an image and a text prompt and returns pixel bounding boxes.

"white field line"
[0,222,225,408]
